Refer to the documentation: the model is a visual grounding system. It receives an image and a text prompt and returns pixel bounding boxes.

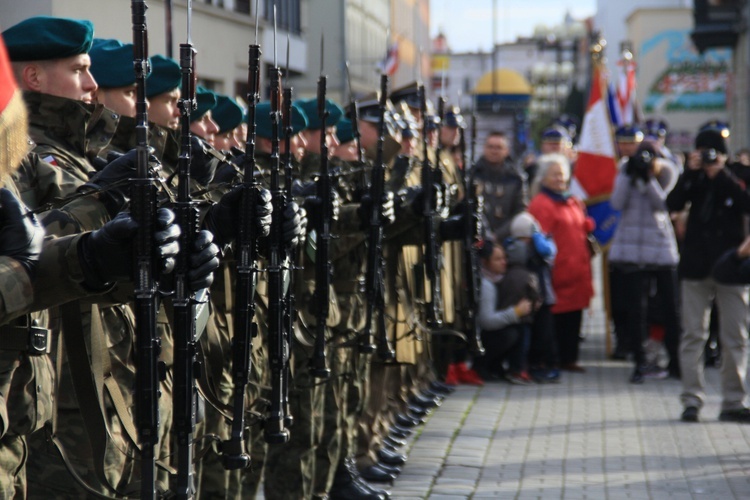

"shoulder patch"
[42,155,58,167]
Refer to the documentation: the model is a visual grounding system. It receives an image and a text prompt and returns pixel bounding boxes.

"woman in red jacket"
[528,153,595,372]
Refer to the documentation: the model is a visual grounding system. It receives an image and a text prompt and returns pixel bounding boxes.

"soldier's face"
[292,134,306,161]
[32,54,98,103]
[149,88,181,130]
[95,85,137,118]
[214,131,233,151]
[190,111,220,146]
[541,141,563,155]
[333,140,359,161]
[301,127,338,157]
[483,136,509,164]
[358,121,378,150]
[441,126,460,148]
[401,136,416,156]
[233,124,247,150]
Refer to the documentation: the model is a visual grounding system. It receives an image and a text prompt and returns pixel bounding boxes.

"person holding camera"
[609,142,681,384]
[666,129,750,423]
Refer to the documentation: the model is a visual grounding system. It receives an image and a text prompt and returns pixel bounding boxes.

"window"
[264,0,301,34]
[235,0,251,14]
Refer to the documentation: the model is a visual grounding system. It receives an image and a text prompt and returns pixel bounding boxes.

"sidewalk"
[390,327,750,499]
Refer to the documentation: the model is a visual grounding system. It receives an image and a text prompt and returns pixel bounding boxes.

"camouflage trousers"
[263,343,324,500]
[25,409,135,499]
[0,434,26,500]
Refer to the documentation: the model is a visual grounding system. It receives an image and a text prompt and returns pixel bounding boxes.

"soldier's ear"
[21,63,45,92]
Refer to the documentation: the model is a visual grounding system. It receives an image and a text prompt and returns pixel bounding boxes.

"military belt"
[0,322,50,355]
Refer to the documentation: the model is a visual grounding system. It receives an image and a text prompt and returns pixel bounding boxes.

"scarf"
[542,186,572,203]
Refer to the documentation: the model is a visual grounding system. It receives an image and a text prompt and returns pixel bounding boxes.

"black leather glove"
[357,191,396,229]
[79,208,181,288]
[190,135,219,186]
[301,186,340,223]
[0,189,44,280]
[397,185,442,216]
[212,161,240,185]
[84,149,139,218]
[283,202,307,248]
[440,214,466,242]
[188,230,220,291]
[203,185,273,247]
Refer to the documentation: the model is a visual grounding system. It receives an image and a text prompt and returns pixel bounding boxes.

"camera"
[626,149,653,181]
[701,148,718,165]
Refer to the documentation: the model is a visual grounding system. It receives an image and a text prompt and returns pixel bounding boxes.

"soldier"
[212,94,245,152]
[0,29,190,499]
[147,54,182,132]
[191,86,220,147]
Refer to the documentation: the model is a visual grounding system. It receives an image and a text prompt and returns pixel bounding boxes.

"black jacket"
[473,156,527,242]
[666,167,750,280]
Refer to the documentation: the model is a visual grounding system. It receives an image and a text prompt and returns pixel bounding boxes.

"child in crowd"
[476,240,536,384]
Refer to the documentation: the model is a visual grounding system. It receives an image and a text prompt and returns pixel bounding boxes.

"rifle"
[309,35,332,380]
[264,7,290,444]
[223,0,261,470]
[281,35,295,430]
[345,61,368,193]
[460,113,485,356]
[419,84,443,329]
[172,1,200,496]
[363,73,394,361]
[130,1,160,498]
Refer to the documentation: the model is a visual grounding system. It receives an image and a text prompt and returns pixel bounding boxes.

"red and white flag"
[616,56,637,124]
[571,61,618,201]
[379,41,399,76]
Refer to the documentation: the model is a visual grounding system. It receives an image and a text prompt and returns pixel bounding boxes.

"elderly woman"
[528,154,595,373]
[609,142,681,383]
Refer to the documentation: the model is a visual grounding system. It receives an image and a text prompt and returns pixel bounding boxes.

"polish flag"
[571,61,618,201]
[379,42,399,76]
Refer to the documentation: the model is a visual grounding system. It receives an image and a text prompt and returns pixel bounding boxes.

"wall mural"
[641,29,732,113]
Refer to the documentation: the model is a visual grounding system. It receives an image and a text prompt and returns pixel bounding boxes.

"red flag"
[571,62,618,201]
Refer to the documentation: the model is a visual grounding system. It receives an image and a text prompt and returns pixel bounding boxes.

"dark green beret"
[89,39,136,88]
[336,118,355,144]
[191,86,217,122]
[146,55,181,98]
[213,95,244,133]
[295,98,343,130]
[255,101,309,139]
[3,16,94,61]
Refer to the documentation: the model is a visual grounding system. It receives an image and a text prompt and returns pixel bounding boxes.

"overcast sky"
[430,0,597,53]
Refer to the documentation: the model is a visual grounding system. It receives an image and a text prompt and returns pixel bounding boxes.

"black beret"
[695,129,727,154]
[255,100,309,139]
[191,86,217,122]
[3,16,94,61]
[295,98,343,130]
[212,95,244,133]
[89,39,136,89]
[614,124,643,143]
[146,55,181,98]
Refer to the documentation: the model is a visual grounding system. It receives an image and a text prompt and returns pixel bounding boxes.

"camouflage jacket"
[23,91,117,183]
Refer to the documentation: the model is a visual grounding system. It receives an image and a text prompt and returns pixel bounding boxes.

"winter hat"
[510,212,539,239]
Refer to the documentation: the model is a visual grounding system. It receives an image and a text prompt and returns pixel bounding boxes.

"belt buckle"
[28,325,50,356]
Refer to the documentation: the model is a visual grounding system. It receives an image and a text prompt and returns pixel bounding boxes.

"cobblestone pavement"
[390,324,750,500]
